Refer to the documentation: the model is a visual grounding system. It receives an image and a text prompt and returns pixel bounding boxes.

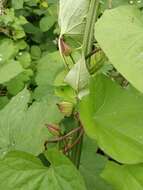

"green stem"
[74,133,84,169]
[85,48,101,59]
[70,128,84,168]
[83,0,100,69]
[69,0,100,169]
[70,0,100,169]
[69,54,76,65]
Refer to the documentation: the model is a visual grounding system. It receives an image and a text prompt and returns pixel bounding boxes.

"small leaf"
[0,38,18,63]
[18,52,31,68]
[12,0,24,9]
[30,45,41,60]
[40,15,56,32]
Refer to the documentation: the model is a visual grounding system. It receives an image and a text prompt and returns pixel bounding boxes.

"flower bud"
[57,101,74,117]
[47,124,60,136]
[59,38,72,56]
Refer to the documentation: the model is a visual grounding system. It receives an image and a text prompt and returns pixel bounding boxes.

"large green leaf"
[80,74,143,164]
[102,161,143,190]
[0,149,86,190]
[80,136,113,190]
[100,0,129,10]
[40,15,56,32]
[95,6,143,93]
[0,88,62,157]
[59,0,89,35]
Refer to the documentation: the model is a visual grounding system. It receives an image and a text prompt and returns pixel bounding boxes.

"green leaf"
[30,45,41,60]
[55,85,76,104]
[12,0,24,9]
[24,23,41,34]
[80,136,113,190]
[36,52,64,87]
[17,52,31,68]
[0,97,9,110]
[6,70,33,95]
[0,88,62,157]
[80,74,143,164]
[0,60,24,84]
[34,50,64,103]
[65,56,89,96]
[0,9,27,40]
[33,85,54,101]
[100,0,129,10]
[95,6,143,93]
[59,0,89,35]
[0,38,18,63]
[40,15,56,32]
[102,161,143,190]
[0,149,86,190]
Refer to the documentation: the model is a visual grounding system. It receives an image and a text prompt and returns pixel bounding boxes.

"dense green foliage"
[1,0,143,189]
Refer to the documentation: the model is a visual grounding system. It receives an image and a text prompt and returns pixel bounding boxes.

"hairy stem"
[70,0,100,169]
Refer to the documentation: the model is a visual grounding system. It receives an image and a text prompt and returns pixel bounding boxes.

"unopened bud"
[57,101,73,116]
[59,38,72,56]
[47,124,60,136]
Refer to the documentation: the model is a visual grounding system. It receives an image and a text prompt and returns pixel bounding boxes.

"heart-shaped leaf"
[0,149,86,190]
[80,74,143,164]
[95,6,143,93]
[0,88,62,157]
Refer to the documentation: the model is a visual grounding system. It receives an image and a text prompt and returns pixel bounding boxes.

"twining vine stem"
[71,0,101,168]
[69,0,101,168]
[83,0,100,70]
[46,0,101,169]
